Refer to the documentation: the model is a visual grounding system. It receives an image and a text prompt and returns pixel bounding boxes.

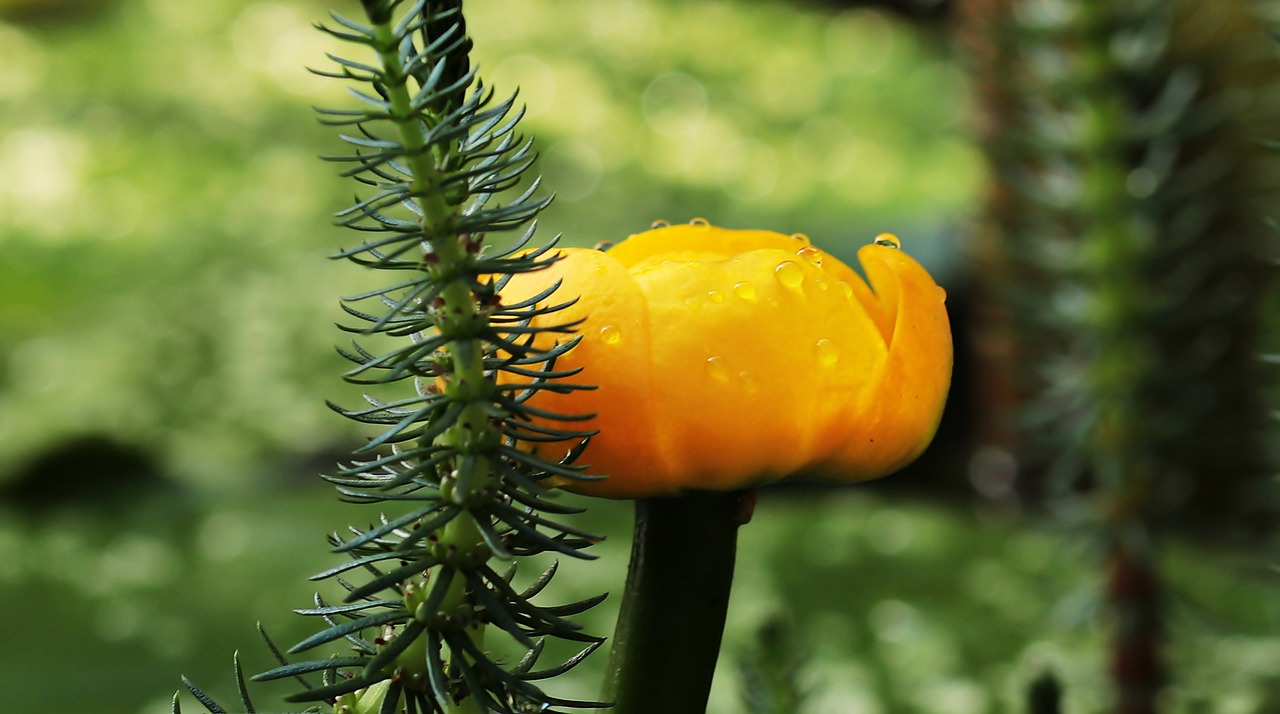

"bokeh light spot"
[543,139,604,202]
[491,54,557,119]
[643,72,708,137]
[717,138,779,201]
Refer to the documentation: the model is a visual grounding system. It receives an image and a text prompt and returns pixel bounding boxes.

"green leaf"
[254,656,370,682]
[288,609,410,655]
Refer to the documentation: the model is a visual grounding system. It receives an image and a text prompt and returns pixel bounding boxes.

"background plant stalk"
[599,490,754,714]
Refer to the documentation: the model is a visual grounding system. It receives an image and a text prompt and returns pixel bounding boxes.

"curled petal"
[820,244,953,480]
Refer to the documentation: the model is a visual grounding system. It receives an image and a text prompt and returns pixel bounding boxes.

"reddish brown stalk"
[1105,534,1163,714]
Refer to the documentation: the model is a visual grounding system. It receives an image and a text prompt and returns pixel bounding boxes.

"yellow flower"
[499,222,952,498]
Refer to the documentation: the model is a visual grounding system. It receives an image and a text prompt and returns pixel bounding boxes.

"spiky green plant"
[175,2,607,712]
[961,0,1277,711]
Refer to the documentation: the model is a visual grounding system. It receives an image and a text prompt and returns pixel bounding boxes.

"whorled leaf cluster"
[961,0,1278,527]
[178,1,607,713]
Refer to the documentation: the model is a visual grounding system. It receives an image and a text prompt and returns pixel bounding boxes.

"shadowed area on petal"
[816,244,896,347]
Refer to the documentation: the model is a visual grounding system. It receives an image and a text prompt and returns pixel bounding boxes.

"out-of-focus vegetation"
[3,491,1280,714]
[1,0,1278,712]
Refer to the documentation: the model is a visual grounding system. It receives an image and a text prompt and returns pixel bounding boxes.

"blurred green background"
[0,0,1276,712]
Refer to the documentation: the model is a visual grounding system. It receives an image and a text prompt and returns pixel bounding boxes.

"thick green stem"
[599,490,754,714]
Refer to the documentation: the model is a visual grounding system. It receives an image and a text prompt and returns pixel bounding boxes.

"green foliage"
[1,490,1277,713]
[173,1,609,711]
[282,1,605,710]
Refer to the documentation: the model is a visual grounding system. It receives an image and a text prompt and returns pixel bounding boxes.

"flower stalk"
[600,490,755,714]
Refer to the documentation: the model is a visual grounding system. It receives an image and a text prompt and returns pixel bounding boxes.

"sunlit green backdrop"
[0,0,1275,713]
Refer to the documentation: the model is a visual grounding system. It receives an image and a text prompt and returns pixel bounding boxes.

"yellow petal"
[821,243,953,479]
[630,246,886,491]
[608,223,804,268]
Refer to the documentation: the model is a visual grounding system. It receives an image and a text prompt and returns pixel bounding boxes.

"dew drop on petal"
[650,219,671,229]
[706,355,729,382]
[838,281,855,300]
[739,371,758,394]
[708,289,725,304]
[689,217,711,227]
[815,338,839,367]
[594,264,608,276]
[600,325,622,345]
[791,232,811,245]
[684,295,703,310]
[873,233,902,249]
[797,246,824,267]
[775,260,804,289]
[733,281,757,301]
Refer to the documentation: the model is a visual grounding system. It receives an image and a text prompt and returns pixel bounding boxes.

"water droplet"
[739,371,759,394]
[791,232,812,245]
[733,281,757,301]
[600,325,622,345]
[593,264,608,276]
[683,295,703,309]
[775,260,804,289]
[838,281,855,300]
[797,246,823,267]
[706,356,729,382]
[872,233,901,249]
[708,290,725,304]
[593,240,615,251]
[689,217,711,227]
[650,219,670,229]
[815,338,839,367]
